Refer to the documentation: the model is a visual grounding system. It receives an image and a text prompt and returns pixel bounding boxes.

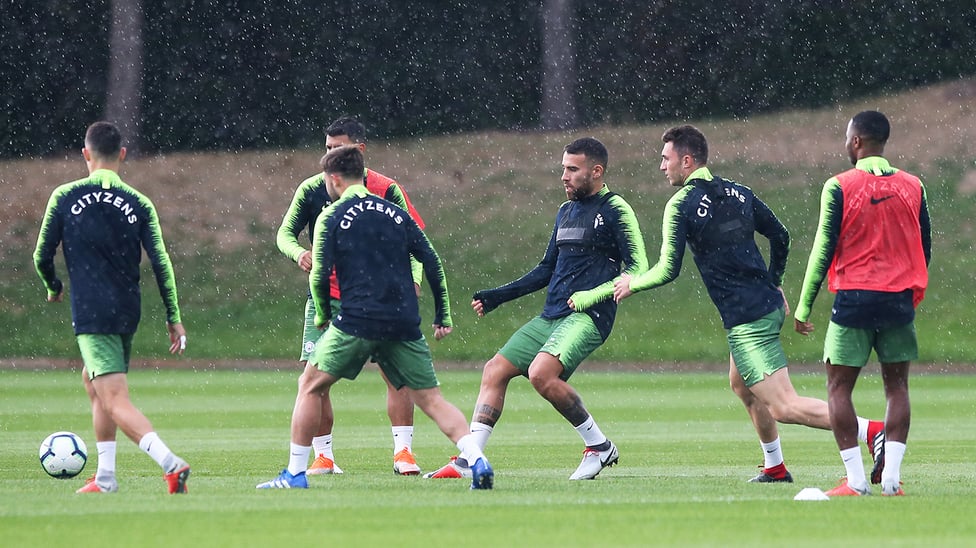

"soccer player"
[795,111,931,497]
[276,116,426,476]
[257,145,493,489]
[33,121,191,494]
[425,137,647,481]
[580,125,884,483]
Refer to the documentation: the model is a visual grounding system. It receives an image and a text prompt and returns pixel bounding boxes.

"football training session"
[4,3,976,547]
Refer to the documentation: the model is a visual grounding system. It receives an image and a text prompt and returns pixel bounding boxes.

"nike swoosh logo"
[765,449,776,453]
[870,195,895,205]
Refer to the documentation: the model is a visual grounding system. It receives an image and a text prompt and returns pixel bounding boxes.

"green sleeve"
[795,178,842,322]
[409,223,452,327]
[276,176,319,263]
[140,194,182,324]
[630,187,690,293]
[568,194,649,310]
[32,187,65,298]
[309,207,335,327]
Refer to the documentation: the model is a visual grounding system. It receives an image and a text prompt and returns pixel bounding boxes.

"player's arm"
[473,221,558,316]
[384,183,426,290]
[139,196,182,326]
[612,189,689,303]
[794,179,843,326]
[33,189,65,300]
[406,220,452,332]
[276,179,315,271]
[919,182,932,266]
[138,195,186,353]
[309,212,336,328]
[753,196,790,287]
[568,195,649,311]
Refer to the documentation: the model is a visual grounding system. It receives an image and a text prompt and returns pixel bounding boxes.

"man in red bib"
[795,111,931,497]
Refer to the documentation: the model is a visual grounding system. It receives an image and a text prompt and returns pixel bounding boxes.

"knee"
[481,355,516,388]
[527,368,559,396]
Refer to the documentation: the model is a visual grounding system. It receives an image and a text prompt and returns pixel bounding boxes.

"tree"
[105,0,144,154]
[540,0,578,130]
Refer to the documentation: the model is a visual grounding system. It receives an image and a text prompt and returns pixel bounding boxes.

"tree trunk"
[540,0,578,131]
[105,0,144,155]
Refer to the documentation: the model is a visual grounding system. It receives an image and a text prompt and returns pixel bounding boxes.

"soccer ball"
[39,431,88,479]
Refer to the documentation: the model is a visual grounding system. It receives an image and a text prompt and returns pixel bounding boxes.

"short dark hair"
[85,121,122,158]
[321,145,365,180]
[662,125,708,165]
[564,137,609,170]
[850,110,890,144]
[325,116,367,143]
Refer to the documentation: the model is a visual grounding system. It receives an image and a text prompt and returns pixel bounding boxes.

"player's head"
[846,110,889,165]
[660,125,707,187]
[561,137,607,201]
[84,121,123,159]
[564,137,609,171]
[321,145,365,200]
[325,116,368,153]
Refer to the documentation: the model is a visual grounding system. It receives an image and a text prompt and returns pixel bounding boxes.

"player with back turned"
[276,116,427,476]
[33,121,191,494]
[258,145,493,490]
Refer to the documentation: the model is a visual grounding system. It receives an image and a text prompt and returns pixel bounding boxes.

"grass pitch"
[2,368,975,547]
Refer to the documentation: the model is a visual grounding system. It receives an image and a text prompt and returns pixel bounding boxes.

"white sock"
[856,417,869,443]
[840,446,868,491]
[138,432,181,473]
[312,434,334,460]
[455,434,486,465]
[460,422,493,464]
[95,441,117,484]
[288,443,312,476]
[392,426,414,454]
[574,415,608,448]
[760,438,784,469]
[880,441,906,487]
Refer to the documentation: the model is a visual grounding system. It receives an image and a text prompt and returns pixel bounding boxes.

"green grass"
[2,368,975,546]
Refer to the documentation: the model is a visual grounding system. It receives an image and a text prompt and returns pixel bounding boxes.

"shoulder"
[298,173,325,190]
[365,168,397,188]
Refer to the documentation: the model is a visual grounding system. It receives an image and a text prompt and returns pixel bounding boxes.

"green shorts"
[726,307,788,387]
[77,333,134,380]
[823,321,918,367]
[300,297,341,361]
[498,313,604,380]
[308,325,439,390]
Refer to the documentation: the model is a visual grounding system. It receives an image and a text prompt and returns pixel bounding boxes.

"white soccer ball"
[39,431,88,479]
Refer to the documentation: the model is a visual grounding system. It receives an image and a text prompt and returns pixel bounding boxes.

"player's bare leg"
[527,353,618,480]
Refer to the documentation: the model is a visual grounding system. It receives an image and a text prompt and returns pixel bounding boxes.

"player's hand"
[471,299,486,317]
[168,322,187,355]
[433,325,453,340]
[298,250,313,273]
[414,283,421,297]
[794,318,814,336]
[613,274,634,303]
[777,287,791,316]
[46,291,64,303]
